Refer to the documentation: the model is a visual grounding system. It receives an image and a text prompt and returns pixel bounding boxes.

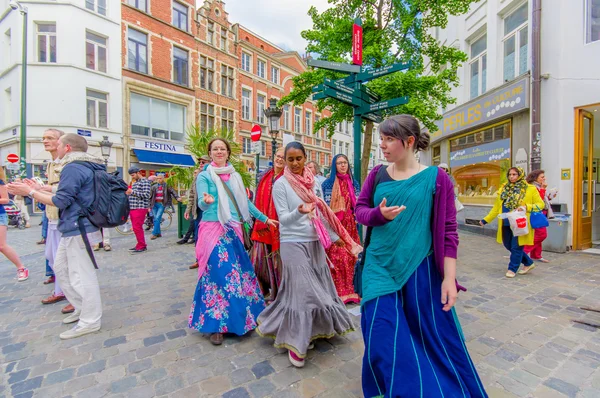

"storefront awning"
[133,149,195,167]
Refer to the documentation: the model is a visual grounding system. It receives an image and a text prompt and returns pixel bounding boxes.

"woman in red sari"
[250,148,285,301]
[321,154,361,304]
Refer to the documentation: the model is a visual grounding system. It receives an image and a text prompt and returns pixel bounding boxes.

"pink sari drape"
[195,221,243,279]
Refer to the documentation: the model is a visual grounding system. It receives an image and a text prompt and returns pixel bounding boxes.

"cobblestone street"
[1,218,600,397]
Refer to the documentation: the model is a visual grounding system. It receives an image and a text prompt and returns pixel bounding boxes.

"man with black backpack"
[9,134,107,339]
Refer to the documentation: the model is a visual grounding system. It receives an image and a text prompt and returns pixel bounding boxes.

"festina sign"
[352,18,363,66]
[134,140,184,153]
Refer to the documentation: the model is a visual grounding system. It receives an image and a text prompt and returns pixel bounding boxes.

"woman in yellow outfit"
[480,167,544,278]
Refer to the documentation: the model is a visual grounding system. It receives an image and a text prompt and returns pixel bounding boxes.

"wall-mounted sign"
[77,129,92,137]
[561,168,571,180]
[431,76,530,143]
[450,138,511,168]
[515,148,528,174]
[134,140,184,153]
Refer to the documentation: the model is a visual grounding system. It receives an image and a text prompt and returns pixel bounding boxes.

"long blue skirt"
[188,227,265,335]
[361,255,487,398]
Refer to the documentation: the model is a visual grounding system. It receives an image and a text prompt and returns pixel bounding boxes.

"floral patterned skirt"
[188,227,266,335]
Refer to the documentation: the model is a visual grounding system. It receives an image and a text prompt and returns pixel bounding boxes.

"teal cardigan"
[196,171,268,224]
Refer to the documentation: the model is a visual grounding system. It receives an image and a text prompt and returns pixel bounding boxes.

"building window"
[469,34,487,99]
[200,102,215,132]
[325,154,330,166]
[270,66,279,84]
[257,59,266,79]
[127,0,147,12]
[586,0,600,43]
[200,56,215,91]
[173,47,189,86]
[257,94,266,124]
[294,108,301,133]
[85,31,107,73]
[86,89,108,129]
[221,108,234,132]
[172,1,188,31]
[450,122,511,205]
[305,111,312,135]
[338,141,343,155]
[130,93,185,141]
[86,0,107,16]
[36,23,56,63]
[241,52,251,72]
[307,150,312,162]
[128,28,147,73]
[261,141,267,157]
[503,2,528,82]
[220,65,234,97]
[242,137,251,154]
[220,28,227,51]
[207,22,214,45]
[432,145,441,165]
[242,89,251,120]
[283,105,290,130]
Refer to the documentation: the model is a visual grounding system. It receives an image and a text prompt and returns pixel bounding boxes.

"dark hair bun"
[416,131,430,152]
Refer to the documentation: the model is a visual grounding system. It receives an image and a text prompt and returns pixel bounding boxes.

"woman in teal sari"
[355,115,487,398]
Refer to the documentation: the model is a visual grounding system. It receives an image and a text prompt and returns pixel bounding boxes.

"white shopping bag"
[499,209,529,237]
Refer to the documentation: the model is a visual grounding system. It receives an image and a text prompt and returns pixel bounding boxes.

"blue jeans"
[502,226,534,273]
[152,203,165,236]
[41,211,48,239]
[193,209,202,242]
[46,259,54,277]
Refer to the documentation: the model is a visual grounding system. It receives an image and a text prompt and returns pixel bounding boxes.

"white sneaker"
[63,312,81,324]
[59,325,100,340]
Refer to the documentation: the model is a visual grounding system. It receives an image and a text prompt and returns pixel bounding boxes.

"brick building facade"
[233,24,332,174]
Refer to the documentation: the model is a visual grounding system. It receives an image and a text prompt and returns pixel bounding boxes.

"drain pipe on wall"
[530,0,542,171]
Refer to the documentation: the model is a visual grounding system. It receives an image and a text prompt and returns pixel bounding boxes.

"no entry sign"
[251,124,262,142]
[6,153,19,163]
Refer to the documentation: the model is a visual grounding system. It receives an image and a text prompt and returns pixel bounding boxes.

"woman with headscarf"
[257,142,361,368]
[188,138,278,346]
[321,154,361,304]
[250,147,285,301]
[480,167,545,278]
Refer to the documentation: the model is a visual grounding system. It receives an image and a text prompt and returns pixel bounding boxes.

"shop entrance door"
[575,108,598,250]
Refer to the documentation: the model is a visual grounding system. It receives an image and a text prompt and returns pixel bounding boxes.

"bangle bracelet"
[29,190,36,197]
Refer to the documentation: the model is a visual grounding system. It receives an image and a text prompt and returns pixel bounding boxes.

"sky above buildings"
[199,0,331,53]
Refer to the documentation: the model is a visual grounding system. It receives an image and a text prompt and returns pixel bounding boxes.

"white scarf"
[207,163,251,226]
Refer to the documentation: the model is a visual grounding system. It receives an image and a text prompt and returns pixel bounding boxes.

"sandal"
[518,264,536,275]
[210,333,223,345]
[103,244,112,252]
[505,270,516,278]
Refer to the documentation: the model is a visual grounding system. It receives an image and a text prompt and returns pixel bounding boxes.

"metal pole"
[19,9,28,177]
[530,0,542,171]
[255,152,259,187]
[271,135,277,172]
[352,115,362,185]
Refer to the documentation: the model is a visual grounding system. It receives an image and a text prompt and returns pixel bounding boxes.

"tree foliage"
[164,126,253,192]
[280,0,476,180]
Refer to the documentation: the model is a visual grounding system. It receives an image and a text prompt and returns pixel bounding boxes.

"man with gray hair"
[9,133,105,339]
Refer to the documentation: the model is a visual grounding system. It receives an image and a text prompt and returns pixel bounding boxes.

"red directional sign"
[6,153,19,163]
[352,18,363,66]
[250,124,262,142]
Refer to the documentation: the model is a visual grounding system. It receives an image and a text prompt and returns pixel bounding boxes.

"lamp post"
[99,136,112,167]
[263,98,282,173]
[10,0,28,177]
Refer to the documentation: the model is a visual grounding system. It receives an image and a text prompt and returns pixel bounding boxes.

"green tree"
[164,126,253,195]
[281,0,476,181]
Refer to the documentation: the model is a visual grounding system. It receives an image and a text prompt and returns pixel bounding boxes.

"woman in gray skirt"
[256,142,361,368]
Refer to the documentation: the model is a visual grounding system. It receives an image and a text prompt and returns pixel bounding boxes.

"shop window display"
[449,122,511,206]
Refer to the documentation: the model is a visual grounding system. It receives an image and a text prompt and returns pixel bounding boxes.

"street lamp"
[10,0,28,177]
[263,98,282,172]
[99,136,112,167]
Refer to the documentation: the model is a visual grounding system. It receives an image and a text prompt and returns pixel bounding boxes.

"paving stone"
[200,375,231,395]
[2,342,26,354]
[165,329,186,340]
[8,369,30,384]
[128,359,152,374]
[110,376,137,394]
[223,386,251,398]
[44,368,75,386]
[543,377,580,398]
[76,360,106,377]
[247,379,276,398]
[154,375,184,395]
[10,376,43,396]
[272,368,302,388]
[135,344,161,359]
[126,384,155,398]
[143,334,166,347]
[29,362,61,377]
[497,376,531,397]
[251,360,275,379]
[103,336,127,348]
[63,375,96,395]
[141,367,168,384]
[231,368,255,386]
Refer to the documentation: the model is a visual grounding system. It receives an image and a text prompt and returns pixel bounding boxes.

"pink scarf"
[283,167,362,256]
[336,173,357,209]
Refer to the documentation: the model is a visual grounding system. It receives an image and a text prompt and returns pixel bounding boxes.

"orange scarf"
[251,168,283,250]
